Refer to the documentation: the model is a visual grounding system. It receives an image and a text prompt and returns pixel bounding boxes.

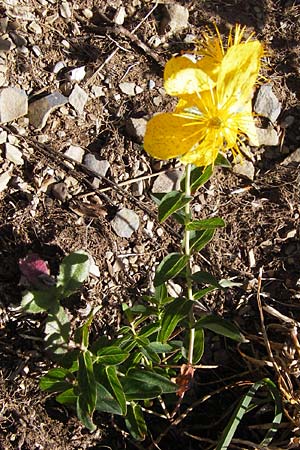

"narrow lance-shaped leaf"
[158,297,193,343]
[125,402,147,441]
[154,253,189,287]
[189,229,215,253]
[186,217,225,231]
[158,191,192,223]
[105,365,127,416]
[195,315,246,342]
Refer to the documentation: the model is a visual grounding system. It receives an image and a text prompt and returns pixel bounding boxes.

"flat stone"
[66,66,86,82]
[152,168,183,193]
[0,87,28,123]
[233,159,255,180]
[0,38,12,52]
[114,6,126,25]
[51,182,69,201]
[91,85,105,98]
[28,92,68,130]
[125,117,147,143]
[281,148,300,166]
[83,154,110,177]
[119,82,136,96]
[254,84,281,123]
[64,145,85,163]
[111,208,140,238]
[60,1,72,19]
[0,171,11,192]
[28,21,42,34]
[5,142,24,165]
[250,127,280,147]
[69,84,88,114]
[0,129,7,143]
[160,3,189,34]
[9,32,27,47]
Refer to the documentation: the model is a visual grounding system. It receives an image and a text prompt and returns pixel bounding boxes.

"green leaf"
[215,153,231,168]
[56,388,77,405]
[125,369,177,394]
[125,403,147,441]
[44,306,71,354]
[78,351,97,415]
[181,165,213,193]
[57,250,90,298]
[75,307,101,349]
[140,345,161,364]
[158,297,193,343]
[196,315,245,342]
[105,366,127,415]
[193,286,218,300]
[77,396,96,432]
[216,378,282,450]
[39,368,72,392]
[21,288,58,313]
[96,346,129,365]
[147,342,173,353]
[154,253,188,287]
[219,279,243,288]
[138,323,160,339]
[192,271,222,288]
[95,383,123,415]
[186,217,225,231]
[121,376,162,400]
[192,328,204,364]
[158,191,192,223]
[190,229,215,253]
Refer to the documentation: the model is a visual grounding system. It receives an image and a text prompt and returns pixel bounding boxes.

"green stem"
[184,163,195,365]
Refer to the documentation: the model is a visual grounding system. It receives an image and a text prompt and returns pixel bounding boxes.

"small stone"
[114,6,126,25]
[152,168,183,193]
[32,45,42,57]
[233,159,255,181]
[64,145,85,163]
[69,84,88,114]
[5,143,24,165]
[28,21,42,34]
[119,82,136,96]
[82,8,93,19]
[250,127,280,147]
[281,148,300,167]
[132,180,143,196]
[60,1,72,19]
[160,3,189,34]
[125,117,147,143]
[66,66,86,82]
[91,85,105,98]
[254,84,281,123]
[184,33,196,43]
[135,85,143,95]
[53,61,65,74]
[83,154,110,177]
[0,170,11,192]
[111,208,140,238]
[0,38,12,52]
[153,96,162,106]
[9,32,27,47]
[0,87,28,123]
[61,39,70,49]
[28,92,68,130]
[148,79,155,90]
[51,182,69,201]
[0,129,7,143]
[0,18,8,34]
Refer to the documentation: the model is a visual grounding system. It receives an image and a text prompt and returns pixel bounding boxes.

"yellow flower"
[144,25,263,167]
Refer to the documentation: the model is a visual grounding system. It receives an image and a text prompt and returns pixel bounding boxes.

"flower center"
[208,116,222,128]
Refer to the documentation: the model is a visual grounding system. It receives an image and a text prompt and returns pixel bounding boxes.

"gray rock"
[28,21,42,34]
[119,82,136,96]
[152,168,183,193]
[0,18,8,34]
[83,154,110,177]
[0,171,11,192]
[282,148,300,166]
[51,182,69,201]
[69,84,88,114]
[9,32,27,47]
[160,3,189,34]
[0,87,28,123]
[250,127,280,147]
[254,84,281,123]
[126,117,147,143]
[0,38,12,52]
[66,66,86,82]
[111,208,140,238]
[5,143,24,165]
[114,6,126,25]
[132,180,144,196]
[60,1,72,19]
[28,92,68,130]
[233,159,255,180]
[64,145,85,163]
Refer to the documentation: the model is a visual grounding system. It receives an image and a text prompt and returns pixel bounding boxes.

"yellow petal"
[144,113,201,160]
[217,41,263,104]
[180,134,220,167]
[164,56,215,96]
